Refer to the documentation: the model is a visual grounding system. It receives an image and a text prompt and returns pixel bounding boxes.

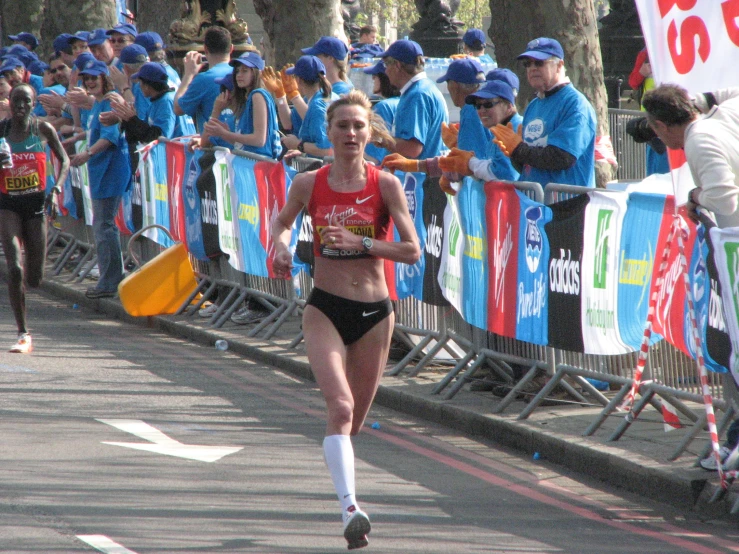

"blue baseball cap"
[134,31,166,53]
[436,58,484,84]
[88,29,110,47]
[229,51,264,71]
[215,73,234,91]
[7,45,37,67]
[120,44,148,64]
[78,59,110,76]
[362,60,386,75]
[301,36,349,61]
[465,80,515,106]
[28,60,49,76]
[517,37,564,61]
[107,23,137,37]
[53,33,74,53]
[286,55,326,81]
[131,62,168,85]
[0,57,25,74]
[73,52,96,71]
[70,31,90,43]
[379,39,423,65]
[9,32,39,50]
[486,68,519,92]
[462,29,487,49]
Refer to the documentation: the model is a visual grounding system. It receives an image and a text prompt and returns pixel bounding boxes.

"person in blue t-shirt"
[461,29,495,66]
[378,39,448,160]
[280,56,337,159]
[68,60,131,299]
[302,36,354,97]
[361,60,399,164]
[134,31,181,89]
[111,62,191,141]
[174,26,233,133]
[105,23,137,71]
[350,25,384,60]
[436,58,486,157]
[492,37,596,188]
[199,51,282,159]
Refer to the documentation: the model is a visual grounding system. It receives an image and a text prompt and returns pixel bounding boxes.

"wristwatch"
[362,236,374,251]
[297,141,305,153]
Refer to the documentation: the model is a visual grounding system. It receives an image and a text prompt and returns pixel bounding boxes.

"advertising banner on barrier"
[390,171,425,301]
[455,177,489,330]
[581,191,629,355]
[617,193,670,349]
[485,182,520,338]
[196,151,224,259]
[545,194,588,352]
[114,188,134,235]
[709,226,739,384]
[635,0,739,92]
[138,141,172,246]
[166,138,188,243]
[423,175,450,306]
[515,190,551,346]
[181,148,208,260]
[702,221,732,373]
[438,190,464,316]
[213,150,244,272]
[230,156,267,277]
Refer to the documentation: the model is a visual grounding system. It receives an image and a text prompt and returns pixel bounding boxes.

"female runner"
[0,83,69,352]
[272,90,420,550]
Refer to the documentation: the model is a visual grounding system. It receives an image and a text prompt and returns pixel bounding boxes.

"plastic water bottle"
[533,452,541,460]
[215,340,228,351]
[0,138,12,168]
[371,422,381,430]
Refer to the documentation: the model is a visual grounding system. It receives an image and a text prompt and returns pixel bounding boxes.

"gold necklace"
[329,164,366,189]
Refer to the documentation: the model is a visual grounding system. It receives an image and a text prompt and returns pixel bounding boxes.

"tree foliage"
[359,0,491,39]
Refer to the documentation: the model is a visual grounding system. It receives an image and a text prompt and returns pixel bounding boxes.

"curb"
[12,268,739,519]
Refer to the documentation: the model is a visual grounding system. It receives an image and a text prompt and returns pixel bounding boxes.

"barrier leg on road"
[583,384,633,436]
[431,350,478,395]
[608,387,657,441]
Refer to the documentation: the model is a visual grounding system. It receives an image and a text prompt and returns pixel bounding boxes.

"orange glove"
[438,148,474,176]
[441,122,459,149]
[280,65,301,100]
[262,66,286,99]
[449,53,468,60]
[439,175,458,195]
[492,122,523,157]
[381,153,420,173]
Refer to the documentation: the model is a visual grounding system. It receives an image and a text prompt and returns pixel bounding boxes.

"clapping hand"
[262,66,286,99]
[491,122,523,157]
[441,122,459,149]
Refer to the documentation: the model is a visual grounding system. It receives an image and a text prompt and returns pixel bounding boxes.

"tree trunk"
[135,0,184,45]
[488,0,613,187]
[253,0,345,68]
[2,0,118,58]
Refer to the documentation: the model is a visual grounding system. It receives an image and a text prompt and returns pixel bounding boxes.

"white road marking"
[96,419,243,462]
[77,535,138,553]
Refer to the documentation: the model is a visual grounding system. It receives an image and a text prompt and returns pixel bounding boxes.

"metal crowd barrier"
[44,131,727,463]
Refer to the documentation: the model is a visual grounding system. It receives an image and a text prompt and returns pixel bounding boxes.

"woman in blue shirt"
[361,60,399,164]
[202,51,282,159]
[69,59,131,299]
[280,56,337,159]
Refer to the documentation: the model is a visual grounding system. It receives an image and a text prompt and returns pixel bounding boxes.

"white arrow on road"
[96,419,243,462]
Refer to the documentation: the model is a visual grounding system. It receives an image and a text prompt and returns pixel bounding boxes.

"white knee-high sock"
[323,434,358,512]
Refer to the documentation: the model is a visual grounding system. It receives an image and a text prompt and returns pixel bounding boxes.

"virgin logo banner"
[485,183,520,338]
[165,138,188,243]
[635,0,739,91]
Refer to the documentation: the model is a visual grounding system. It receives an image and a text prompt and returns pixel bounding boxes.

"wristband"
[286,90,301,100]
[277,97,287,106]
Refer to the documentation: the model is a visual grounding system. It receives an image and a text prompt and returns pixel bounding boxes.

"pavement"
[5,256,739,523]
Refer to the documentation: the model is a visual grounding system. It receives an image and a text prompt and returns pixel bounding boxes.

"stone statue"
[342,0,362,44]
[170,1,212,44]
[216,0,250,44]
[169,0,250,46]
[411,0,463,39]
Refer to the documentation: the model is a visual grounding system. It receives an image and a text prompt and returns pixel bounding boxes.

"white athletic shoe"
[699,446,731,471]
[343,505,370,550]
[198,303,219,318]
[9,333,33,354]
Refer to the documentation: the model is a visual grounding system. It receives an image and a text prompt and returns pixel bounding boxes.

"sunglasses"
[109,37,130,44]
[522,59,550,68]
[475,100,501,110]
[49,66,67,74]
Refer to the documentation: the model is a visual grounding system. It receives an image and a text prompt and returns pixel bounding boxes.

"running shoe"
[198,303,219,318]
[699,445,731,471]
[231,306,268,325]
[343,506,370,550]
[9,333,33,354]
[85,287,117,299]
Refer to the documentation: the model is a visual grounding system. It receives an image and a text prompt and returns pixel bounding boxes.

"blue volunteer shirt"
[177,62,232,133]
[487,112,522,182]
[457,102,490,159]
[365,96,399,163]
[298,90,338,151]
[87,98,131,199]
[34,84,67,117]
[146,91,177,139]
[331,80,353,96]
[519,84,596,188]
[394,75,448,159]
[132,81,151,121]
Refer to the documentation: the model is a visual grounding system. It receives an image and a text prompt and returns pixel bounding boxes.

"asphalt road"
[1,285,738,553]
